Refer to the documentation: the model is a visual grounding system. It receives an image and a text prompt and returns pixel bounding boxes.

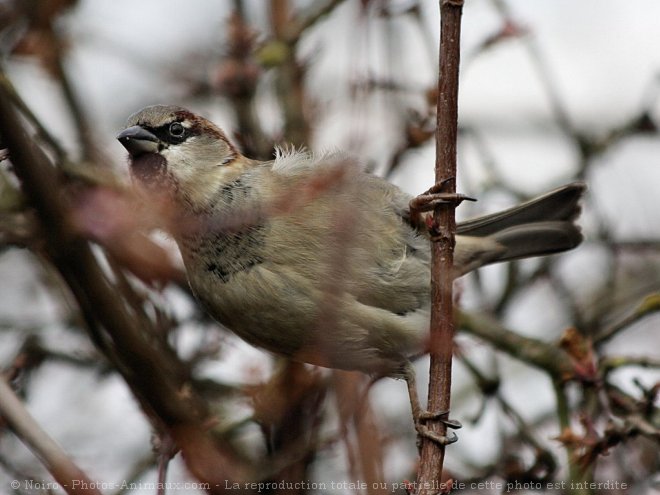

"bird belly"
[185,257,427,376]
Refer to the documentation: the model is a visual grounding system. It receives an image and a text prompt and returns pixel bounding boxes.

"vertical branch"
[553,381,591,495]
[270,0,310,147]
[219,5,271,159]
[417,0,464,491]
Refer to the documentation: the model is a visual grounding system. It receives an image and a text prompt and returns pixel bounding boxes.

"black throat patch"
[181,175,267,283]
[203,225,266,283]
[130,152,169,190]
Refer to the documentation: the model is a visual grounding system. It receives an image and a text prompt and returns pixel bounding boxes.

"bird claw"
[408,178,476,233]
[418,409,463,429]
[416,424,459,446]
[410,178,477,213]
[415,410,461,446]
[442,417,463,429]
[404,367,461,448]
[409,192,476,213]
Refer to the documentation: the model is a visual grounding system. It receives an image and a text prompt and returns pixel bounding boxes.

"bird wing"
[268,152,433,317]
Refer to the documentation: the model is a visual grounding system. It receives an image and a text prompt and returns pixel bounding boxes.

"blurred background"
[0,0,658,494]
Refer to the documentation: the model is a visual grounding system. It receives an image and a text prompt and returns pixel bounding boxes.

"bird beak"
[117,126,160,156]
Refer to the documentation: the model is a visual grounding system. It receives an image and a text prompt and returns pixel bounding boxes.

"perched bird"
[118,105,585,443]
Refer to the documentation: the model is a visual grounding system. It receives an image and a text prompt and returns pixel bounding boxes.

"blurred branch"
[497,395,557,480]
[0,377,102,495]
[269,0,311,148]
[0,64,124,191]
[553,382,590,493]
[222,0,345,155]
[601,355,660,374]
[556,411,658,476]
[112,452,157,495]
[384,106,435,179]
[458,352,558,477]
[610,240,660,251]
[6,334,102,386]
[50,44,100,164]
[285,0,347,45]
[249,362,327,494]
[8,0,101,163]
[459,311,574,379]
[333,371,385,494]
[594,292,660,346]
[490,0,579,141]
[0,69,67,162]
[216,9,271,159]
[0,63,186,286]
[0,86,248,490]
[587,111,658,156]
[489,0,659,185]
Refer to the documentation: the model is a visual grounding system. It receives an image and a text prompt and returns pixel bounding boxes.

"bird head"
[117,105,239,209]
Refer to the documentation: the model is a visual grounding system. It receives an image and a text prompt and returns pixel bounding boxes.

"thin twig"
[270,0,311,148]
[287,0,347,45]
[0,86,247,491]
[553,382,592,494]
[594,292,660,346]
[0,69,67,162]
[459,310,574,379]
[0,377,103,495]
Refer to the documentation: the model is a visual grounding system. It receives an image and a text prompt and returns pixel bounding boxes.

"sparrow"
[117,105,585,444]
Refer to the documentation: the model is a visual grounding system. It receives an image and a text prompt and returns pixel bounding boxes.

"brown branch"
[601,355,660,375]
[270,0,311,148]
[0,85,248,491]
[458,310,574,380]
[333,371,385,495]
[10,2,102,164]
[594,292,660,346]
[52,51,100,164]
[0,70,67,162]
[287,0,346,45]
[249,361,326,493]
[0,377,102,495]
[417,1,464,492]
[217,8,271,159]
[490,0,578,141]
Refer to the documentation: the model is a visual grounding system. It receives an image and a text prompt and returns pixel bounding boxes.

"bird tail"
[454,182,586,275]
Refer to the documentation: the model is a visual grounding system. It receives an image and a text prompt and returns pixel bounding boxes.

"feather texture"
[119,106,585,377]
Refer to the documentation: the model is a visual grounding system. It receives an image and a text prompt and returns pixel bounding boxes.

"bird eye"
[169,122,185,138]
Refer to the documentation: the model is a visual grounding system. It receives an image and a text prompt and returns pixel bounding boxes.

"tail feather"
[457,182,586,236]
[490,221,583,262]
[454,182,586,275]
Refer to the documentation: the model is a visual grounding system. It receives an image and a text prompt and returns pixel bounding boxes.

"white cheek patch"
[161,141,199,183]
[156,128,246,209]
[160,138,240,206]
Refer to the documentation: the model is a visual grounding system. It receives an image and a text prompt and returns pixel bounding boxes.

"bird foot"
[415,409,462,446]
[416,424,459,446]
[408,178,476,234]
[409,177,476,214]
[418,409,463,429]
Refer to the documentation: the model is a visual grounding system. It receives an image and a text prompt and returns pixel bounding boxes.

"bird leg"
[410,177,476,212]
[404,364,461,446]
[408,177,476,233]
